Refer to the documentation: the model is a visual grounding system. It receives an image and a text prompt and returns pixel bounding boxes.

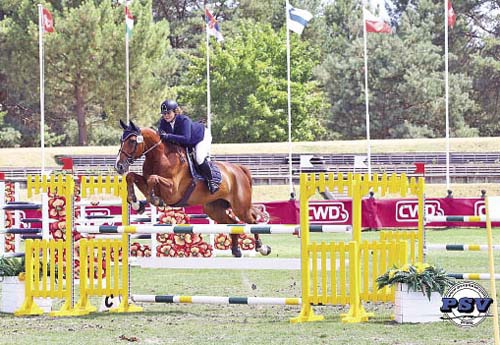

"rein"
[142,140,162,157]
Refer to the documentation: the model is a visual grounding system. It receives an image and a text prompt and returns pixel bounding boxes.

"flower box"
[394,283,443,323]
[1,277,52,313]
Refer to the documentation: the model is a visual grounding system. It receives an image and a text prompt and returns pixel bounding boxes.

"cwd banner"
[20,198,498,230]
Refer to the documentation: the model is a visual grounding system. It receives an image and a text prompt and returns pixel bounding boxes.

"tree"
[180,20,326,143]
[0,0,177,146]
[316,0,479,140]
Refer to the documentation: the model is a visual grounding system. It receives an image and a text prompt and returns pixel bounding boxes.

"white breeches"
[194,128,212,165]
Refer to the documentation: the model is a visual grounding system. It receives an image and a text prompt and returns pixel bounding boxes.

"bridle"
[118,131,161,166]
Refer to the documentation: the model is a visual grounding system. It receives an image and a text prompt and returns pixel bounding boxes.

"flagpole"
[362,8,372,176]
[285,0,295,198]
[125,10,130,123]
[444,0,451,191]
[205,8,212,132]
[38,4,45,174]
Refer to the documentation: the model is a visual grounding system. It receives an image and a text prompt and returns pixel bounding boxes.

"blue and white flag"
[287,5,313,35]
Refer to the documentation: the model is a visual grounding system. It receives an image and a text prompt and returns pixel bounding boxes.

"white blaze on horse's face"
[114,153,128,175]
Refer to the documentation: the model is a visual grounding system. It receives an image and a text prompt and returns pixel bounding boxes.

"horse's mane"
[141,126,185,157]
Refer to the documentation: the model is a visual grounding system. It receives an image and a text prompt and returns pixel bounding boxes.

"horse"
[114,120,271,258]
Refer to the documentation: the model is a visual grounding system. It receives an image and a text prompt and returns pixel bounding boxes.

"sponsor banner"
[21,198,498,229]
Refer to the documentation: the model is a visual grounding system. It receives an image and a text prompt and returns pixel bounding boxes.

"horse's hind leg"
[203,200,243,258]
[228,201,272,257]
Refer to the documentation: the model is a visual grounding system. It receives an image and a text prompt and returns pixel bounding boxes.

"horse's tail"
[238,165,253,188]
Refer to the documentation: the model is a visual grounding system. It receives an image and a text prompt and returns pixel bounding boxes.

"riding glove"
[159,130,170,142]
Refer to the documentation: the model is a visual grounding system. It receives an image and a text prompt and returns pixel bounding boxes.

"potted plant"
[0,256,52,313]
[377,262,455,323]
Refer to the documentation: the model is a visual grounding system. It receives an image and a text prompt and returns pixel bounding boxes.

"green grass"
[1,228,500,345]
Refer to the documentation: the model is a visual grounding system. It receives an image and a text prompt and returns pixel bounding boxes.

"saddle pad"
[208,161,222,185]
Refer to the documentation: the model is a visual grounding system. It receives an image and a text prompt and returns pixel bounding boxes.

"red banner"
[19,198,496,230]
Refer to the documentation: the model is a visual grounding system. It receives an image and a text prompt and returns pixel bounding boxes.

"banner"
[20,198,497,229]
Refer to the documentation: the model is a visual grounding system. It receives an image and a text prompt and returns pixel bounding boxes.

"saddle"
[166,149,222,208]
[186,150,222,185]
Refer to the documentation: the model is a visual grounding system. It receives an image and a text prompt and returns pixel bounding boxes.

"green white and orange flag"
[125,5,134,38]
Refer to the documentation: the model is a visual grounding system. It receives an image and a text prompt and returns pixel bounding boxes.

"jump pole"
[485,196,500,345]
[74,224,352,235]
[131,295,301,305]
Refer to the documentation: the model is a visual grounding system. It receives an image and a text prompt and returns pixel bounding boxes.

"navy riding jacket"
[158,114,205,148]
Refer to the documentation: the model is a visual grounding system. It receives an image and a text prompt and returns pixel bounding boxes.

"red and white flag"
[42,8,54,33]
[364,9,391,34]
[448,1,456,28]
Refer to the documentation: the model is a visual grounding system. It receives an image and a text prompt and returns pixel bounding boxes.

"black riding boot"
[198,159,219,194]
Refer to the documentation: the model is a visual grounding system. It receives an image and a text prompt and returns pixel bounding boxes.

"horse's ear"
[120,119,127,130]
[130,120,140,132]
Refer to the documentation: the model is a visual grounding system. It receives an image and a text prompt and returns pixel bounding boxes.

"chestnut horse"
[114,120,271,257]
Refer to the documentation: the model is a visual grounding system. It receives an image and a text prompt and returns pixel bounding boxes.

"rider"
[158,99,219,194]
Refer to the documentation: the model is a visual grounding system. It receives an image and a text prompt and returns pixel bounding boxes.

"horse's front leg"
[146,175,174,207]
[125,172,148,213]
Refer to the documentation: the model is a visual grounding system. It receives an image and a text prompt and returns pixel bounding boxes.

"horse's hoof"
[137,201,147,214]
[257,245,271,256]
[231,247,242,258]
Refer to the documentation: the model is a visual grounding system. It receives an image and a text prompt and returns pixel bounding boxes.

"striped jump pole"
[75,224,352,235]
[426,244,500,251]
[448,273,500,280]
[426,215,500,222]
[131,295,301,306]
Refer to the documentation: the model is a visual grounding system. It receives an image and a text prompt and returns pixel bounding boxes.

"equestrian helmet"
[160,100,178,114]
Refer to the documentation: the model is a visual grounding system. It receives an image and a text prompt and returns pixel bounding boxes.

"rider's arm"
[166,116,192,146]
[158,119,170,141]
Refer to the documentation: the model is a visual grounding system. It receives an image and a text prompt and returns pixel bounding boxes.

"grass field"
[1,229,499,345]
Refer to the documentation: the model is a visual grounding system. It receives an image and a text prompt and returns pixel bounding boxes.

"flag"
[287,5,313,35]
[354,156,368,169]
[61,158,74,171]
[448,1,456,28]
[125,6,134,38]
[42,8,54,33]
[364,8,392,34]
[413,162,426,174]
[205,8,224,43]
